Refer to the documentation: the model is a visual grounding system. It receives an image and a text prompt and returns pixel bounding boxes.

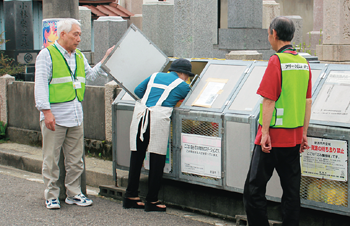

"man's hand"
[100,45,115,64]
[261,133,272,153]
[299,134,309,153]
[42,109,56,131]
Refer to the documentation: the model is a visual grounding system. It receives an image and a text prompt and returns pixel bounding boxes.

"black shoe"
[123,197,145,209]
[144,201,166,212]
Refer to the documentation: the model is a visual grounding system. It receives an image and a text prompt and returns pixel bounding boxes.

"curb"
[0,147,116,188]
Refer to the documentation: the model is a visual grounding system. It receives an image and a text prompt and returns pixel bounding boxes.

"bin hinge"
[221,128,224,134]
[221,171,225,178]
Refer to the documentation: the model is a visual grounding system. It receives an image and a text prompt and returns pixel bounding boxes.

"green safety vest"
[259,52,310,128]
[47,45,86,103]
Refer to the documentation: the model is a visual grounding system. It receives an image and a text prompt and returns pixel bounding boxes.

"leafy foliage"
[0,121,8,141]
[0,31,25,76]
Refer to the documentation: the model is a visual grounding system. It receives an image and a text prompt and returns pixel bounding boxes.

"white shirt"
[35,41,107,127]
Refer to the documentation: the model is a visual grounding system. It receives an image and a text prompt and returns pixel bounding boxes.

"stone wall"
[1,79,120,159]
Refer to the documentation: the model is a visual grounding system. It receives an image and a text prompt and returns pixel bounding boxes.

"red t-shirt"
[254,51,312,147]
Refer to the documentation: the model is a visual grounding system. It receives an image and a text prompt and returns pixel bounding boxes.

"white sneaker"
[45,199,60,209]
[65,193,93,206]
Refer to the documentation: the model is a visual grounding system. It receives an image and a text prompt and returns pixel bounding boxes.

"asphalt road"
[0,165,232,226]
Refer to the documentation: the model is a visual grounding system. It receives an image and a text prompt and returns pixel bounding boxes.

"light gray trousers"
[41,121,84,200]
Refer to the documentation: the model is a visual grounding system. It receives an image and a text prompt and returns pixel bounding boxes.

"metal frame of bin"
[222,61,267,194]
[172,60,253,188]
[302,124,350,216]
[112,90,135,181]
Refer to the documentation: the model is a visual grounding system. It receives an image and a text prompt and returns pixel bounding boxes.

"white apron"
[130,73,183,155]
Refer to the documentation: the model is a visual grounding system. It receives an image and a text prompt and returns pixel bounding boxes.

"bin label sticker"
[301,137,348,182]
[181,133,221,178]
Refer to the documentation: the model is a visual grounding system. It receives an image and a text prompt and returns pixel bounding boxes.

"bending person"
[123,58,192,212]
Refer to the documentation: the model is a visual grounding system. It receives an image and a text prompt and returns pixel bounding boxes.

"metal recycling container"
[298,64,350,216]
[300,125,350,216]
[222,61,329,203]
[111,58,212,181]
[172,60,253,189]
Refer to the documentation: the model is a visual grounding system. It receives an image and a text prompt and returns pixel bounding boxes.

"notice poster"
[42,19,61,48]
[181,133,221,178]
[312,71,350,123]
[192,78,228,108]
[301,137,348,181]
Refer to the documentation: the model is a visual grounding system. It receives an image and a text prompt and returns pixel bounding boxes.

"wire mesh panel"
[174,110,223,188]
[300,177,348,207]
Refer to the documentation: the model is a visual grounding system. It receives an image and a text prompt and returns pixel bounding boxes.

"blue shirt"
[134,71,190,107]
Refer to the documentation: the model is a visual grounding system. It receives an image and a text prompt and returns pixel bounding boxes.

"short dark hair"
[269,17,295,41]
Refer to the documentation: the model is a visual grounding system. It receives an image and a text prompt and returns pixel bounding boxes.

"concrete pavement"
[0,165,233,226]
[0,142,234,226]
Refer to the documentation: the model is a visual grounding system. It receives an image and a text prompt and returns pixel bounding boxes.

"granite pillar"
[91,16,127,85]
[220,0,228,29]
[4,1,33,51]
[262,1,280,29]
[174,0,218,58]
[104,81,119,142]
[316,0,350,62]
[143,2,174,57]
[225,50,263,60]
[4,0,38,69]
[228,0,262,29]
[285,16,303,47]
[306,0,323,55]
[0,75,15,126]
[129,14,143,30]
[275,0,313,47]
[218,0,273,60]
[79,6,92,52]
[125,0,143,14]
[43,0,79,19]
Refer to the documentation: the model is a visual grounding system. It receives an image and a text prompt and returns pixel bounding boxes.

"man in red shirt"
[243,17,312,226]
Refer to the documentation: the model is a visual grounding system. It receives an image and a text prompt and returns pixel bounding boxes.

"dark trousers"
[243,145,301,226]
[125,117,166,203]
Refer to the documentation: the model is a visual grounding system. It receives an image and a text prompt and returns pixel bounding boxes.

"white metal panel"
[102,24,169,100]
[229,66,265,112]
[266,170,283,198]
[311,69,321,88]
[116,109,133,167]
[225,121,251,189]
[312,70,350,124]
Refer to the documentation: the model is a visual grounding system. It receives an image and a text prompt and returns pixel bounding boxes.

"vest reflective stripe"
[259,53,309,128]
[47,45,86,103]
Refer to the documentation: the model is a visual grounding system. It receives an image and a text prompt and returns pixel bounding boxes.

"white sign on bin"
[181,133,221,178]
[101,24,169,100]
[301,137,348,182]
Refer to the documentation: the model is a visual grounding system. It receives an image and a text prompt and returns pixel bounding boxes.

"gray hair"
[57,19,81,39]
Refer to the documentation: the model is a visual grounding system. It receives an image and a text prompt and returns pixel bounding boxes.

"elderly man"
[243,17,312,226]
[35,18,114,209]
[123,59,192,212]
